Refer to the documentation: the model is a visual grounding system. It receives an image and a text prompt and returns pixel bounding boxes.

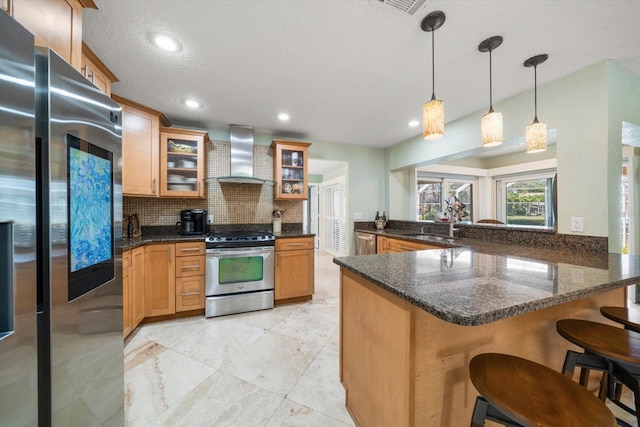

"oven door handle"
[206,247,274,257]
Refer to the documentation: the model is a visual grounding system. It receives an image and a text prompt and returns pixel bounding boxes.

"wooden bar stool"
[556,319,640,425]
[469,353,616,427]
[601,306,640,334]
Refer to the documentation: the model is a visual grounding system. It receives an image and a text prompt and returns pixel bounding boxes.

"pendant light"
[524,54,548,153]
[421,11,446,140]
[478,36,503,147]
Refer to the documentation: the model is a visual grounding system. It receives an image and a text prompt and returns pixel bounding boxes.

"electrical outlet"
[571,267,585,283]
[353,212,363,220]
[570,216,584,232]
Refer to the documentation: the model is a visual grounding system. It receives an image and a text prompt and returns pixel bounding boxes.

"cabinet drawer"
[175,255,205,277]
[175,242,205,257]
[275,237,314,251]
[387,238,439,252]
[176,276,205,312]
[123,250,131,269]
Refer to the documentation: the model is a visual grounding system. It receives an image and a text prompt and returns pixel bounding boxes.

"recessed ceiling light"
[184,99,201,109]
[151,33,182,52]
[408,120,420,127]
[278,113,290,121]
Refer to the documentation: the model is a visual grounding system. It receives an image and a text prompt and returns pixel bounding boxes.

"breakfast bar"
[334,247,640,426]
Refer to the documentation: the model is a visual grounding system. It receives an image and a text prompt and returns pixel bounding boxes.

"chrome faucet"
[448,221,457,238]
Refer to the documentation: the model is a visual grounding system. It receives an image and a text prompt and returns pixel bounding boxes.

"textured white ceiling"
[83,0,640,149]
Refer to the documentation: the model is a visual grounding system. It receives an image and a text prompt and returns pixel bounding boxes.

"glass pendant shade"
[526,119,547,153]
[423,98,444,140]
[481,109,503,147]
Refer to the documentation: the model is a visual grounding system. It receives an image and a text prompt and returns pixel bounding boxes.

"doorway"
[320,175,348,257]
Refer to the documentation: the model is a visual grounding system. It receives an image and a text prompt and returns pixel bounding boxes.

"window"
[417,175,473,222]
[496,173,554,227]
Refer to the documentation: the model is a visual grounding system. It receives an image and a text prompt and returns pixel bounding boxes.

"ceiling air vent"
[374,0,425,15]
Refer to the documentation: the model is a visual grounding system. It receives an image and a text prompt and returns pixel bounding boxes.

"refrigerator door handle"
[0,221,14,340]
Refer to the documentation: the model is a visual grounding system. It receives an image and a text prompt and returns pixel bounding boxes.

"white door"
[320,176,347,257]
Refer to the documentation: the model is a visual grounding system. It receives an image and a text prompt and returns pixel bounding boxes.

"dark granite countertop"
[122,230,315,251]
[338,228,640,326]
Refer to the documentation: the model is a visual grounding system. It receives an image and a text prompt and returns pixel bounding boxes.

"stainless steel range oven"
[205,231,275,317]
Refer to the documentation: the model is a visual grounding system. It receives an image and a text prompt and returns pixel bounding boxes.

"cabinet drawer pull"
[180,248,200,252]
[181,291,200,296]
[180,265,201,270]
[287,243,304,247]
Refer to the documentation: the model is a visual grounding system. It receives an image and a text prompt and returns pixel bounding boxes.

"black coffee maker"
[177,209,208,235]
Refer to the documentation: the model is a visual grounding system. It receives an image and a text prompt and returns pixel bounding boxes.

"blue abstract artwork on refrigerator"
[69,147,112,273]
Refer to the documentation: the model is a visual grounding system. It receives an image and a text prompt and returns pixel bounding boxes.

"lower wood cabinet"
[376,236,442,254]
[275,237,315,301]
[123,247,145,339]
[122,250,132,337]
[130,246,145,328]
[144,243,176,317]
[175,242,205,312]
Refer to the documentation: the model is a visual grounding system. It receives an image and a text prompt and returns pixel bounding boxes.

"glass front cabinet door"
[271,140,311,200]
[160,127,209,198]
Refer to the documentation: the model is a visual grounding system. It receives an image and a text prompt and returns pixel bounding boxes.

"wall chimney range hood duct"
[216,124,273,185]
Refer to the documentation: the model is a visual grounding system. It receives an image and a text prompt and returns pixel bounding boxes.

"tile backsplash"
[123,139,303,226]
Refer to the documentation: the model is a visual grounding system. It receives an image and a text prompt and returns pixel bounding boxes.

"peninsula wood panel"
[339,268,626,426]
[341,270,411,426]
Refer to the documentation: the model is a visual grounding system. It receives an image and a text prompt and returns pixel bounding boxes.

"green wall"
[385,60,640,243]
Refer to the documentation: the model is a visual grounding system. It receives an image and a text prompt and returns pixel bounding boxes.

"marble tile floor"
[125,249,640,427]
[124,249,354,426]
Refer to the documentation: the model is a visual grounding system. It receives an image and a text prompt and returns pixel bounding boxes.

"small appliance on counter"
[176,209,208,235]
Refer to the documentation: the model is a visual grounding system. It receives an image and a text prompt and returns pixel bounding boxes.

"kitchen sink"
[396,233,455,244]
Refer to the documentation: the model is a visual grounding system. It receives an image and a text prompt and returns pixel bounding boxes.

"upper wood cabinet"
[10,0,97,71]
[160,127,209,198]
[113,95,171,197]
[81,42,118,96]
[271,140,311,200]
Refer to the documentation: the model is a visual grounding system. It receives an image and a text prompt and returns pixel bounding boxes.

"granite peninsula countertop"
[337,229,640,326]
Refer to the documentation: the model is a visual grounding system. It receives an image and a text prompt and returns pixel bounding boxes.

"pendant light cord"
[489,49,493,110]
[533,65,538,121]
[431,29,436,100]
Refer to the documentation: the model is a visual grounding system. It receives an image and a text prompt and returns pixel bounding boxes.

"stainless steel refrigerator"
[0,10,124,426]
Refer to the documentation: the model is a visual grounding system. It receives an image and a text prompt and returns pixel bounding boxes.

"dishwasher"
[355,232,376,255]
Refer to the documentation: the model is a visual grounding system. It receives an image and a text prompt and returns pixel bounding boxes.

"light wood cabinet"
[122,250,132,337]
[160,128,209,198]
[131,246,145,329]
[376,236,442,254]
[114,95,171,197]
[271,140,311,200]
[341,270,412,426]
[275,237,314,301]
[81,42,118,96]
[175,242,205,312]
[144,244,175,317]
[10,0,94,71]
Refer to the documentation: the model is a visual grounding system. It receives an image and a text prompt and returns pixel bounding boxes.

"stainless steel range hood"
[217,124,273,185]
